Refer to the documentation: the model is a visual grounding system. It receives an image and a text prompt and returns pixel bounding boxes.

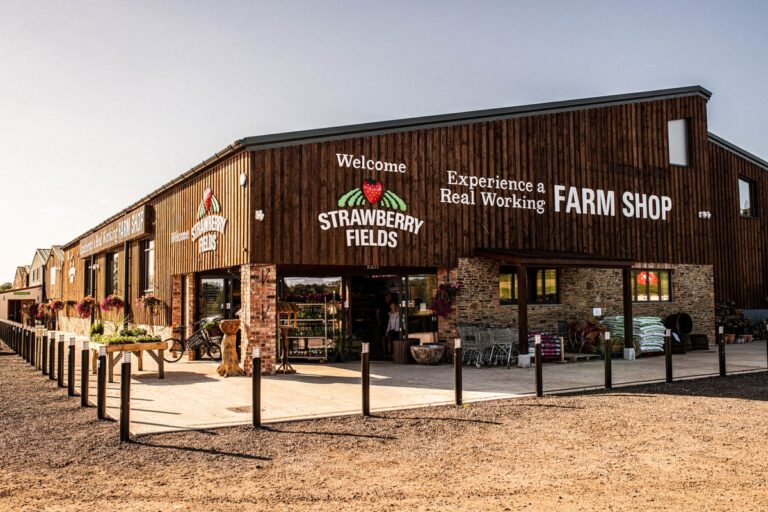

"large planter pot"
[410,344,444,365]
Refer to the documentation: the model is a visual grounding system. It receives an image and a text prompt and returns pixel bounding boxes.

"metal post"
[48,335,56,380]
[665,328,673,383]
[67,338,76,397]
[41,334,48,375]
[361,342,370,416]
[120,352,131,442]
[97,346,107,420]
[454,338,463,406]
[604,331,612,390]
[81,341,90,407]
[718,326,726,378]
[252,347,261,428]
[535,334,543,397]
[57,335,65,388]
[30,329,36,366]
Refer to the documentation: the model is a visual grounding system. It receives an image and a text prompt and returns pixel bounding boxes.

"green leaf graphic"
[384,190,407,211]
[338,188,362,207]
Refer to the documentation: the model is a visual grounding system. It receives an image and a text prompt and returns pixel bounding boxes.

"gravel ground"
[1,340,767,512]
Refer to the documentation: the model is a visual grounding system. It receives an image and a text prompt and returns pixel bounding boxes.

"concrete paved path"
[50,335,767,435]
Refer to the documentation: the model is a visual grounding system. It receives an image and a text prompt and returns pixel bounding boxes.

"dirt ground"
[1,341,767,512]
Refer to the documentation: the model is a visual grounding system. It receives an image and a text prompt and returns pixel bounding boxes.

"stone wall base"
[456,258,715,340]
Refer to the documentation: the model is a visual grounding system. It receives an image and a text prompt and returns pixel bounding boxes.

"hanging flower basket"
[101,294,125,313]
[48,299,64,313]
[430,282,461,318]
[76,296,96,319]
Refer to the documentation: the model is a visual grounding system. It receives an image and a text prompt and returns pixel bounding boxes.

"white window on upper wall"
[668,119,689,166]
[50,267,57,285]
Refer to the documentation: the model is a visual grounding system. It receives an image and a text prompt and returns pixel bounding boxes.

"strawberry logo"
[197,186,221,219]
[362,179,383,204]
[337,181,407,211]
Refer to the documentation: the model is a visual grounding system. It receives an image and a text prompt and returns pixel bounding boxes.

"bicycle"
[163,316,223,363]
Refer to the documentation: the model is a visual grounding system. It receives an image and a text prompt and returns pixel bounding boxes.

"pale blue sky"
[1,0,766,281]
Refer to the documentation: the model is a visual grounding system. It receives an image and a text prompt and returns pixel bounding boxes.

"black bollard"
[665,329,673,383]
[361,342,370,416]
[57,335,65,388]
[535,335,543,397]
[67,338,76,397]
[81,341,90,407]
[604,332,612,390]
[718,326,726,378]
[41,334,48,375]
[252,347,261,428]
[97,346,107,420]
[120,352,131,442]
[454,338,463,406]
[48,335,56,381]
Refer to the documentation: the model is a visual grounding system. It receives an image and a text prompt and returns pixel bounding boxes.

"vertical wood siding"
[710,144,768,309]
[250,96,714,268]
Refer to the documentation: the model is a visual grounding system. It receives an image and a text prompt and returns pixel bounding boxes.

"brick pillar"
[240,264,277,375]
[185,274,197,360]
[171,275,182,334]
[437,267,459,360]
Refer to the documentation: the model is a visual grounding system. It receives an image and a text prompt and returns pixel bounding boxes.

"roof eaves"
[61,141,245,248]
[239,85,712,150]
[708,133,768,171]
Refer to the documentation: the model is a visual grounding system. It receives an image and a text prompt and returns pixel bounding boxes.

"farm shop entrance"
[277,267,439,363]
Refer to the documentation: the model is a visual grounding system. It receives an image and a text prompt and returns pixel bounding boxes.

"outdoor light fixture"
[240,172,247,187]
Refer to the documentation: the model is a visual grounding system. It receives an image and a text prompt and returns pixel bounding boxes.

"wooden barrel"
[393,338,417,364]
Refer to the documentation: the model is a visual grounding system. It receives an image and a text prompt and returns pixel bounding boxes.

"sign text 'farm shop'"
[438,170,673,221]
[317,154,424,248]
[79,206,150,258]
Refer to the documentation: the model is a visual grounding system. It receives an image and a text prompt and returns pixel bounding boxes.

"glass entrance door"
[197,274,241,321]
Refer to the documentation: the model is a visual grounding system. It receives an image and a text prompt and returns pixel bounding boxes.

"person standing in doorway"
[384,302,400,355]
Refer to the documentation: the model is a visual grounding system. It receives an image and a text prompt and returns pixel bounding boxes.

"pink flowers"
[48,299,64,312]
[135,294,162,310]
[429,282,462,318]
[76,296,96,319]
[100,294,125,313]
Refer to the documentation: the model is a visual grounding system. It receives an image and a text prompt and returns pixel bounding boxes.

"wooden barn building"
[47,85,766,373]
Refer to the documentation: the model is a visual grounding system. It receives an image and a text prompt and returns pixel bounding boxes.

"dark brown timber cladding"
[250,95,714,268]
[151,151,251,324]
[710,143,768,309]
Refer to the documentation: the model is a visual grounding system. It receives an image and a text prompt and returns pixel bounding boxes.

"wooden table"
[90,341,166,382]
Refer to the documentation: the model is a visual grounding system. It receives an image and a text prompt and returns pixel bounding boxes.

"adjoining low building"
[46,85,767,374]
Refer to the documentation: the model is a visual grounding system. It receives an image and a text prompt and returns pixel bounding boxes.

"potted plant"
[136,293,163,335]
[100,294,126,333]
[429,282,461,318]
[76,296,96,319]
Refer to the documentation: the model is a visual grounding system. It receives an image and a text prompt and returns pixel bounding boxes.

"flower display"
[429,282,461,318]
[76,296,96,319]
[135,293,162,310]
[101,294,125,312]
[48,299,64,312]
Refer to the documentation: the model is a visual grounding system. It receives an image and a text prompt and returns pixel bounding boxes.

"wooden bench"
[90,341,166,382]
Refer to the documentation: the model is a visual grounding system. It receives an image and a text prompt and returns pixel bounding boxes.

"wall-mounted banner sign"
[318,154,424,248]
[79,205,151,258]
[171,188,228,254]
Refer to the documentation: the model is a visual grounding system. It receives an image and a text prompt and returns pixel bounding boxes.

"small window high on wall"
[739,177,756,217]
[668,119,689,166]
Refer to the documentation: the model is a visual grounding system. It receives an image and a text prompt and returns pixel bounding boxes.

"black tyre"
[207,343,222,361]
[163,338,184,363]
